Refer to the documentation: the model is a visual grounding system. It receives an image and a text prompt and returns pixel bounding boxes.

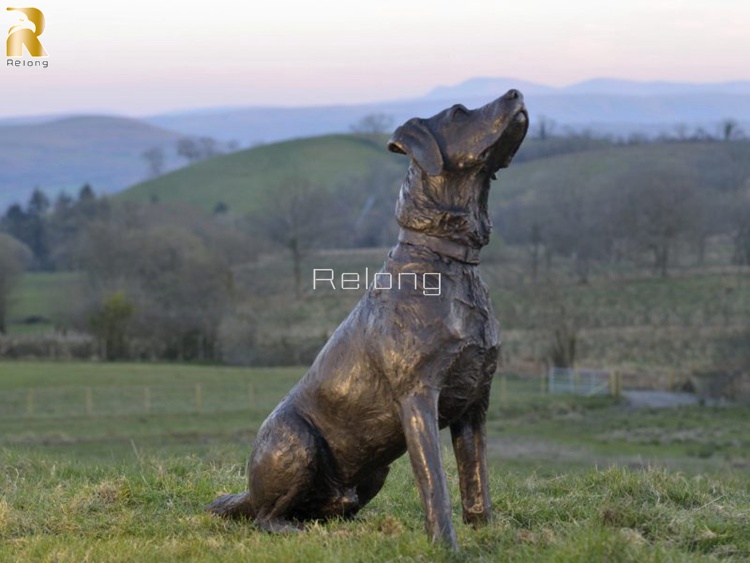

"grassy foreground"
[1,362,749,561]
[2,450,749,562]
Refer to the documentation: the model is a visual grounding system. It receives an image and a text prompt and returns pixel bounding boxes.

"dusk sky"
[2,1,748,118]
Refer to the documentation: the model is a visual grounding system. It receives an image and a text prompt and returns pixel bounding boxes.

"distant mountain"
[424,77,556,99]
[0,116,184,212]
[144,78,750,145]
[560,78,750,96]
[0,114,77,127]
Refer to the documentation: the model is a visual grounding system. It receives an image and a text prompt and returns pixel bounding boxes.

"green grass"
[240,249,750,372]
[118,137,750,220]
[491,269,750,373]
[1,362,749,561]
[495,140,750,207]
[6,272,83,335]
[119,134,398,213]
[2,450,748,562]
[8,252,748,373]
[2,363,746,473]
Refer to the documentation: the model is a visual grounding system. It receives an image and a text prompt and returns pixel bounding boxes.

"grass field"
[7,253,749,373]
[231,247,750,373]
[120,134,398,214]
[119,131,750,218]
[1,361,748,561]
[6,272,83,335]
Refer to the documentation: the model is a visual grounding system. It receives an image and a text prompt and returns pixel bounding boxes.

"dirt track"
[622,390,699,409]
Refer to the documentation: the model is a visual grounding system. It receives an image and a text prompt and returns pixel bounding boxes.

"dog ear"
[387,118,443,176]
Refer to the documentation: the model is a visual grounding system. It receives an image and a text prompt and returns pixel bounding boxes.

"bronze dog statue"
[208,91,528,550]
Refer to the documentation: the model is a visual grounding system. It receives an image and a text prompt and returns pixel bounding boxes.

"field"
[7,250,750,377]
[120,134,396,213]
[228,247,750,374]
[120,133,750,217]
[1,361,749,561]
[6,272,83,335]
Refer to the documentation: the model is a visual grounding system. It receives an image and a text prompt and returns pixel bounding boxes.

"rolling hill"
[4,77,749,217]
[119,134,401,213]
[118,133,750,218]
[496,139,750,205]
[0,116,184,211]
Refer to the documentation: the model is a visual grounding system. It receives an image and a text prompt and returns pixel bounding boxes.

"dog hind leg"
[247,410,320,531]
[355,465,390,508]
[335,465,391,520]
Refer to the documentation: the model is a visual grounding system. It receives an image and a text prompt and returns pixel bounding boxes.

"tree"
[54,191,74,215]
[71,205,237,361]
[252,179,343,298]
[78,184,96,204]
[350,113,394,138]
[176,137,223,164]
[534,115,556,140]
[27,188,50,217]
[198,137,220,159]
[176,138,202,163]
[0,234,29,334]
[521,276,581,368]
[718,118,744,142]
[0,191,51,270]
[142,146,166,177]
[672,123,690,141]
[89,291,135,360]
[345,160,402,248]
[529,222,543,282]
[610,165,701,277]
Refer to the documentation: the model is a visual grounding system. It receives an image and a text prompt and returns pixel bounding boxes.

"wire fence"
[547,367,621,397]
[0,382,273,420]
[0,369,635,421]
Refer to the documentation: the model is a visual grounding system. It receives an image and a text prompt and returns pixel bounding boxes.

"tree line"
[496,146,750,283]
[0,158,404,359]
[1,128,748,363]
[141,137,241,178]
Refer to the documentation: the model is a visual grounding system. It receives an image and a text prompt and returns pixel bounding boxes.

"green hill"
[120,133,750,217]
[119,134,398,213]
[495,139,750,205]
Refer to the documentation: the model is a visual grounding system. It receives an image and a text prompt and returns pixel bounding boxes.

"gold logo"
[6,7,47,57]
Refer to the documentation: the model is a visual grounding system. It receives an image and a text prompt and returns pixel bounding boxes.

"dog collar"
[398,228,481,265]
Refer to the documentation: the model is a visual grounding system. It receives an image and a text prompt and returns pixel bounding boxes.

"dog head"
[387,90,528,177]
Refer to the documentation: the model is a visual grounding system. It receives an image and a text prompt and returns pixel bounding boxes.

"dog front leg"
[399,390,457,551]
[450,413,491,527]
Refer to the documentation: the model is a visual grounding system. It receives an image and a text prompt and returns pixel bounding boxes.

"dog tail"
[206,491,255,519]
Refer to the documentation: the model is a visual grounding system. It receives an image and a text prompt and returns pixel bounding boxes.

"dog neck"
[398,228,481,264]
[395,164,493,255]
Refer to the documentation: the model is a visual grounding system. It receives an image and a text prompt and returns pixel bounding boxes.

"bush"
[0,332,97,360]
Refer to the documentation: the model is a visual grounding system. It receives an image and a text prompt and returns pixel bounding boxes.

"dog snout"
[503,89,523,101]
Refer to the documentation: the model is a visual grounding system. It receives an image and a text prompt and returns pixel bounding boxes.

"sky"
[2,0,749,118]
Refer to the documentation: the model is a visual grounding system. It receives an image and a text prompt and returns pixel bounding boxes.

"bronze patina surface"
[208,91,528,550]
